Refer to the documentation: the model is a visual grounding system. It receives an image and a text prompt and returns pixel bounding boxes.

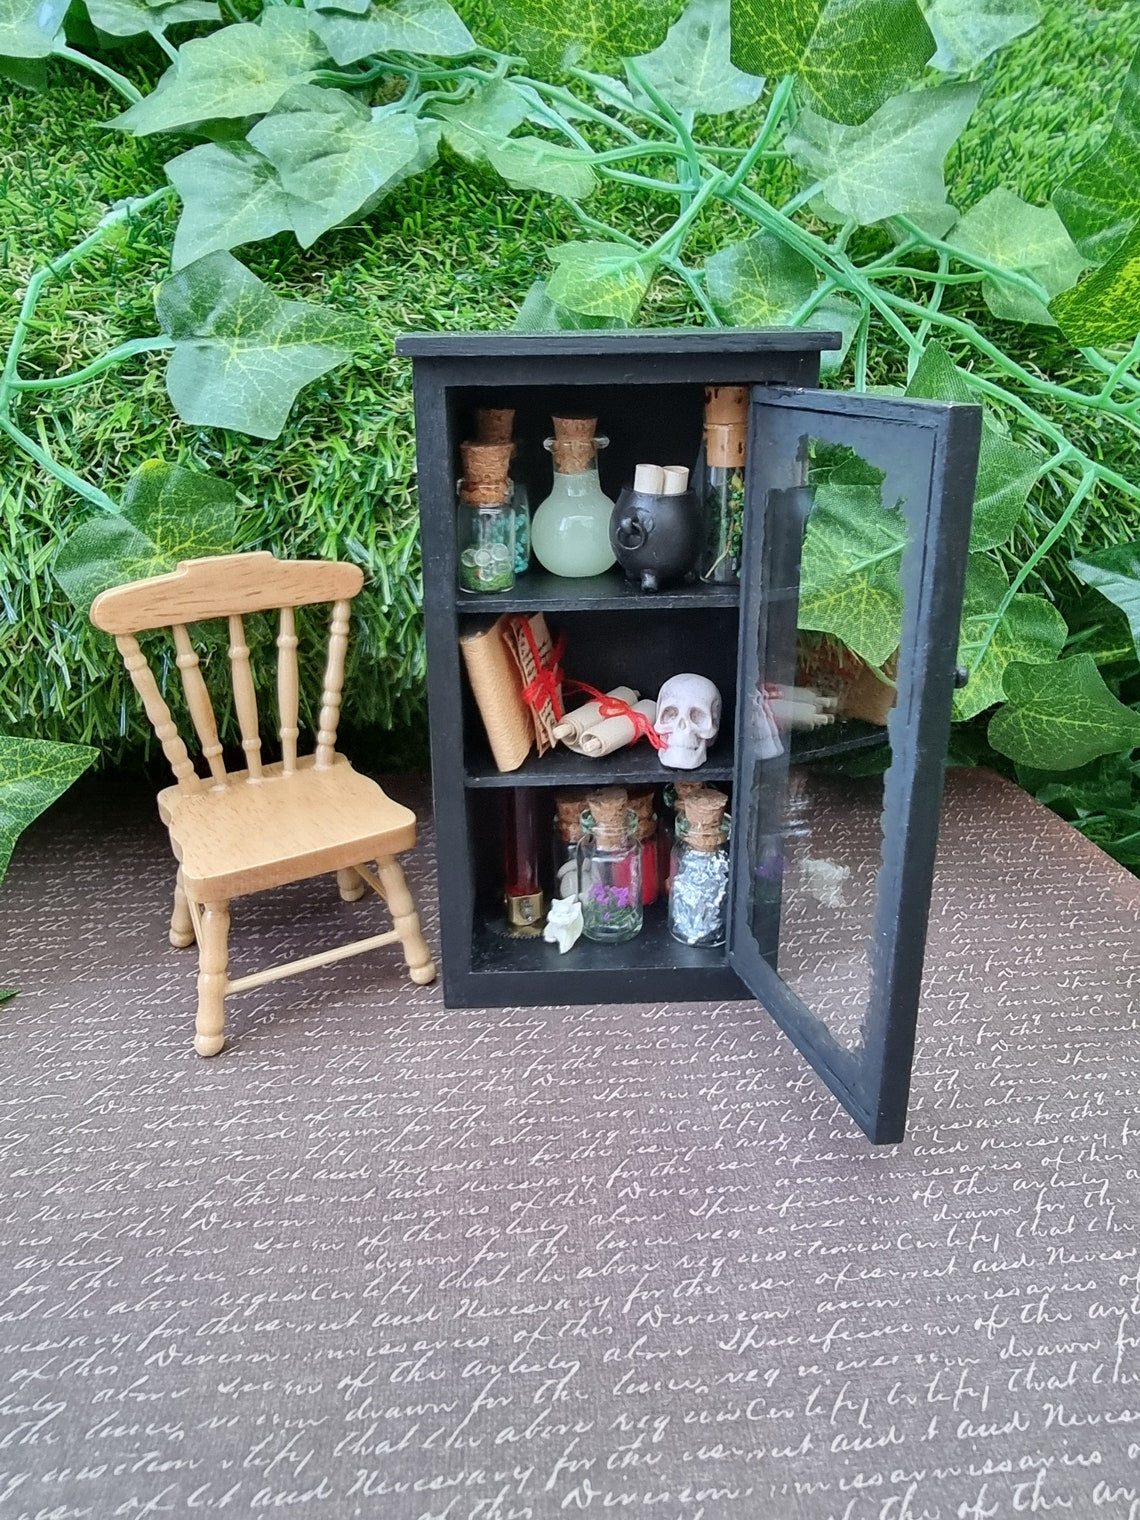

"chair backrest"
[90,552,365,792]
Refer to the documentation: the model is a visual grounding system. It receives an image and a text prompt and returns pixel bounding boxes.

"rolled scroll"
[553,686,638,747]
[577,699,658,758]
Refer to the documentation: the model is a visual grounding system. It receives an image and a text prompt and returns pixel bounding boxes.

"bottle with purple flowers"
[577,788,643,944]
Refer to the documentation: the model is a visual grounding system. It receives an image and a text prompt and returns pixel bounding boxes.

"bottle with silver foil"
[668,789,731,947]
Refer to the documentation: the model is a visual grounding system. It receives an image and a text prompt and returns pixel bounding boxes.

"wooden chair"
[90,552,436,1057]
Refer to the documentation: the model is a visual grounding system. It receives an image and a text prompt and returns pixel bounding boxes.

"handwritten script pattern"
[1,769,1139,1520]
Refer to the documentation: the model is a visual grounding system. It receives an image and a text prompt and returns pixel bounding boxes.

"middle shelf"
[464,731,736,789]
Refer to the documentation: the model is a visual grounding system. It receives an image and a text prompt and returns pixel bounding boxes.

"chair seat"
[158,754,417,900]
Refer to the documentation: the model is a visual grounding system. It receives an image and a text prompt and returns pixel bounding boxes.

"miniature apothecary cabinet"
[396,331,981,1143]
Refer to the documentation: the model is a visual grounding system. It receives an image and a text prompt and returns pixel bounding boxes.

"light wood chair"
[90,552,436,1057]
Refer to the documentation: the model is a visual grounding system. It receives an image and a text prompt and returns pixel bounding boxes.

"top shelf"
[454,568,741,613]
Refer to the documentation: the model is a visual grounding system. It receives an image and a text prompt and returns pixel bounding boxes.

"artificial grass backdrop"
[1,1,1137,773]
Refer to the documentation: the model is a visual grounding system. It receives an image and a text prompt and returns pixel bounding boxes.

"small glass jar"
[553,790,589,900]
[577,798,643,944]
[627,786,659,907]
[513,479,532,576]
[669,799,731,947]
[660,781,711,897]
[457,490,515,594]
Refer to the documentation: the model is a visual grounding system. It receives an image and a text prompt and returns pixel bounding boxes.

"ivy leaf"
[155,251,369,439]
[798,483,907,668]
[497,0,676,71]
[1053,46,1140,264]
[919,0,1040,74]
[952,555,1067,721]
[434,79,529,165]
[513,278,628,331]
[948,189,1085,326]
[0,0,66,55]
[54,461,239,614]
[546,241,653,323]
[729,0,934,124]
[248,87,427,246]
[0,738,98,895]
[303,0,473,65]
[906,340,1039,550]
[110,9,326,137]
[989,654,1140,770]
[784,83,981,227]
[1071,541,1140,661]
[704,233,860,377]
[487,137,597,199]
[85,0,219,37]
[628,0,764,117]
[1050,224,1140,347]
[167,142,295,269]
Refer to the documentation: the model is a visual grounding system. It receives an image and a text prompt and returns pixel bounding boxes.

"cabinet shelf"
[455,567,740,614]
[473,902,725,972]
[464,732,736,789]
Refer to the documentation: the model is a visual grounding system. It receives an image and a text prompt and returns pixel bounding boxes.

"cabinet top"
[395,328,842,360]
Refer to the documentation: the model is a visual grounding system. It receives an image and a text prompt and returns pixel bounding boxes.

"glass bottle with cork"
[668,788,731,947]
[531,415,616,579]
[700,385,748,585]
[627,786,660,907]
[660,779,713,895]
[475,406,530,576]
[577,787,643,943]
[456,440,515,593]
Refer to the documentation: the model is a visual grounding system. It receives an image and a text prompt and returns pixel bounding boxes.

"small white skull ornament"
[655,674,722,769]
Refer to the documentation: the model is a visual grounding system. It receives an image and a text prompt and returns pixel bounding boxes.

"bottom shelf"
[450,899,748,1008]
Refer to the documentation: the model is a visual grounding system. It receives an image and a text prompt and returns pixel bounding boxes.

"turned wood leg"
[195,900,230,1058]
[376,855,435,986]
[337,866,366,903]
[170,868,195,948]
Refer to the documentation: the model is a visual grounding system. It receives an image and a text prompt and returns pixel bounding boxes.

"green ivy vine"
[3,0,1140,852]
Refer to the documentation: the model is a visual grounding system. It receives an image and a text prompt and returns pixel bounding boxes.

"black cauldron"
[609,486,702,592]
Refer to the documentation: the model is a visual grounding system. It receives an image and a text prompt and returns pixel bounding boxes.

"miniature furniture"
[89,552,436,1057]
[397,330,981,1143]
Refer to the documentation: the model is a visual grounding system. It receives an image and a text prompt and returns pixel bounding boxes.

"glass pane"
[743,437,912,1054]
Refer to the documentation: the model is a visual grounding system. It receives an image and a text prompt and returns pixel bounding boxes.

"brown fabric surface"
[1,769,1138,1520]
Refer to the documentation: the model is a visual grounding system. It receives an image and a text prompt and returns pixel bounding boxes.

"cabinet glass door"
[729,389,981,1143]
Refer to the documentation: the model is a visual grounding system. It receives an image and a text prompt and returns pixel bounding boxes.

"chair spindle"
[115,634,199,791]
[227,613,263,781]
[172,624,226,784]
[314,599,352,770]
[277,606,300,776]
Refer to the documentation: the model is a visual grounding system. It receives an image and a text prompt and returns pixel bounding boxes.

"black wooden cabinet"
[396,331,981,1141]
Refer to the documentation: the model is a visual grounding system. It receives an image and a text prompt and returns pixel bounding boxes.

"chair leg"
[337,867,366,903]
[195,900,230,1058]
[375,855,435,986]
[170,868,195,948]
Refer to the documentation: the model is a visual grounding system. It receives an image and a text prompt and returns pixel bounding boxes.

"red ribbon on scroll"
[562,678,667,752]
[519,622,567,723]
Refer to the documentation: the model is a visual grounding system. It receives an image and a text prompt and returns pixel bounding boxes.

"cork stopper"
[704,386,749,425]
[682,788,728,850]
[550,415,599,474]
[460,440,512,506]
[673,780,710,815]
[584,786,630,845]
[555,790,589,844]
[705,422,747,469]
[475,407,515,445]
[661,465,689,495]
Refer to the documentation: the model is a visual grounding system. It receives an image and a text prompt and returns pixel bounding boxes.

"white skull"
[654,674,722,769]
